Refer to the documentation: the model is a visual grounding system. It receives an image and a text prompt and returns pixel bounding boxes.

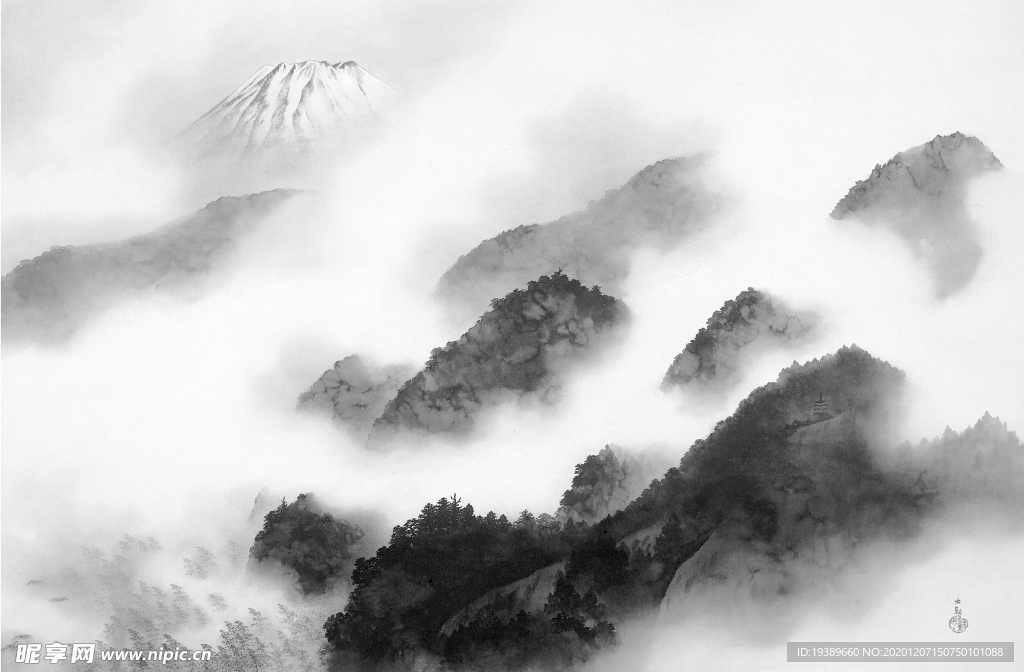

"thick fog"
[3,1,1023,669]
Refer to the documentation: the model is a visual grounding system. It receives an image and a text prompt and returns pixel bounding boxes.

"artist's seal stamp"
[949,598,968,633]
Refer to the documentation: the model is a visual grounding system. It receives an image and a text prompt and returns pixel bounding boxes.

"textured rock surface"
[437,562,566,639]
[830,132,1002,297]
[662,288,815,392]
[659,531,790,611]
[369,272,628,441]
[436,156,719,316]
[298,355,415,435]
[1,190,297,343]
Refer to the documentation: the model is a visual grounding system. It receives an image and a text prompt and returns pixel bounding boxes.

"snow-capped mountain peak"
[180,60,401,154]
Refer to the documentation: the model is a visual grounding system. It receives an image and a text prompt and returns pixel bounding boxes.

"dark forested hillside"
[323,496,611,670]
[368,271,628,441]
[322,346,1022,670]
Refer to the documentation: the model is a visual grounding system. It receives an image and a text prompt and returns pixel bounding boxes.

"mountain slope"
[322,347,1023,670]
[1,190,298,343]
[557,446,671,524]
[369,272,628,442]
[298,355,415,435]
[830,132,1002,297]
[179,60,402,155]
[662,288,816,393]
[436,157,720,316]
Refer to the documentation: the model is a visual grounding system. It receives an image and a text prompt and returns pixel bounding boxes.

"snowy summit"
[179,60,401,154]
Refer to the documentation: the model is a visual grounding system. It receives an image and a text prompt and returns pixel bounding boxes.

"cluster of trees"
[370,271,627,437]
[557,445,662,523]
[442,571,615,671]
[249,494,364,594]
[323,495,602,668]
[319,492,728,670]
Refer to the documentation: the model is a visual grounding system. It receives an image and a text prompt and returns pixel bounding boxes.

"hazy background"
[3,0,1023,669]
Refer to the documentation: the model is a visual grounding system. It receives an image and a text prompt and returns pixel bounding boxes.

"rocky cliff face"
[1,190,298,343]
[298,355,415,436]
[662,288,815,393]
[369,271,628,442]
[437,562,566,639]
[436,156,719,317]
[830,132,1002,297]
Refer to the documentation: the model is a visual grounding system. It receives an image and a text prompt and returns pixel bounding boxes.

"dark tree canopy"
[323,495,602,669]
[249,493,363,595]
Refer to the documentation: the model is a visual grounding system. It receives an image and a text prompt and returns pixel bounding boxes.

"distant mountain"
[661,288,816,393]
[369,271,629,442]
[1,190,298,343]
[436,157,720,317]
[179,60,402,155]
[889,412,1023,505]
[830,132,1002,297]
[298,355,415,436]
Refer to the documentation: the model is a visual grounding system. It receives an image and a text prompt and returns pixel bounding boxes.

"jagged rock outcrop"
[436,156,720,316]
[368,272,628,442]
[662,288,815,393]
[1,190,298,343]
[830,132,1002,297]
[298,355,415,435]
